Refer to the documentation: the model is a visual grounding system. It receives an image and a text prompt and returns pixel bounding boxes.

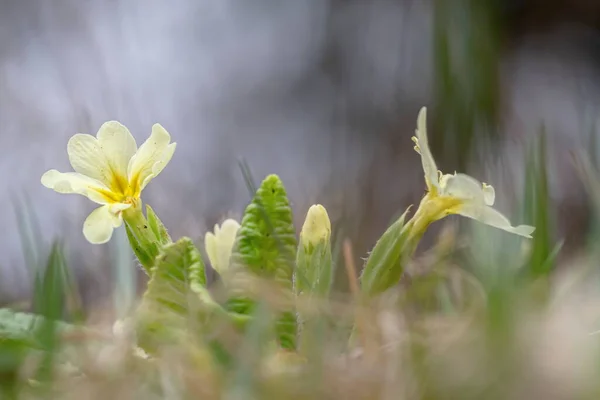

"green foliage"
[125,223,156,272]
[143,237,206,315]
[137,237,212,354]
[228,174,298,350]
[231,174,297,283]
[433,0,501,171]
[0,236,82,395]
[146,204,172,245]
[522,130,559,281]
[295,242,333,298]
[360,208,412,297]
[137,236,251,359]
[124,205,170,274]
[0,309,71,350]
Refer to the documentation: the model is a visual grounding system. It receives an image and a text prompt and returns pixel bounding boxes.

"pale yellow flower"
[411,107,535,238]
[41,122,176,244]
[299,204,331,248]
[204,219,241,275]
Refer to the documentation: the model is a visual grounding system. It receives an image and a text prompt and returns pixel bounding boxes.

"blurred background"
[1,0,599,307]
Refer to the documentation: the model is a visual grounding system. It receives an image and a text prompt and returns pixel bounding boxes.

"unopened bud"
[300,204,331,248]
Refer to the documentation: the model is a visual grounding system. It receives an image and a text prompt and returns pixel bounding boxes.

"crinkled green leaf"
[229,174,298,349]
[231,174,297,285]
[138,237,249,360]
[143,237,206,315]
[137,237,207,353]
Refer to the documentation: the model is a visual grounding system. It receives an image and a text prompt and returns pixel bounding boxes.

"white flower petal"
[128,123,174,191]
[108,203,132,216]
[41,169,112,204]
[482,183,495,206]
[458,203,535,238]
[205,219,240,274]
[96,121,138,181]
[205,231,218,269]
[414,107,439,190]
[67,134,113,186]
[83,205,124,244]
[441,173,486,204]
[215,219,240,273]
[219,219,241,249]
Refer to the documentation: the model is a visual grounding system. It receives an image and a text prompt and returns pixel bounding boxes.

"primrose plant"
[39,107,534,360]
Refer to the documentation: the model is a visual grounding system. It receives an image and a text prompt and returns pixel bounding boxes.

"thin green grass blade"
[522,129,555,281]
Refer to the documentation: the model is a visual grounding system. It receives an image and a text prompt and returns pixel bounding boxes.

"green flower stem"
[123,204,160,274]
[360,195,449,297]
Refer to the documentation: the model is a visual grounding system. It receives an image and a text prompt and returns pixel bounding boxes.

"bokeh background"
[1,0,599,307]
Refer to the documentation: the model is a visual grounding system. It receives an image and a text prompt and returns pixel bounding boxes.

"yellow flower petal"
[96,121,138,186]
[205,219,240,274]
[127,123,175,192]
[139,143,176,191]
[41,169,112,204]
[67,134,113,186]
[83,205,126,244]
[458,203,535,238]
[413,107,439,190]
[441,173,487,204]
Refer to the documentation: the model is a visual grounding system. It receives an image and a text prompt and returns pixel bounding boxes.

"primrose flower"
[411,107,535,238]
[205,219,241,275]
[41,122,176,244]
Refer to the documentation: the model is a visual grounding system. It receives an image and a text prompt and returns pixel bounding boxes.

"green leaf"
[226,303,272,399]
[32,241,75,382]
[0,308,77,350]
[231,174,297,285]
[146,204,172,245]
[360,207,412,297]
[143,237,206,315]
[137,237,206,353]
[229,174,298,349]
[138,237,251,362]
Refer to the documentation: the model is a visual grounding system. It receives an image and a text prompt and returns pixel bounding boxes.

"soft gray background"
[1,0,599,304]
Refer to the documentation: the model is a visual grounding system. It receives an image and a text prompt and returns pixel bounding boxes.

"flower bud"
[300,204,331,249]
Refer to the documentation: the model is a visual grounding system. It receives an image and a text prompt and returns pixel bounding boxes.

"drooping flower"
[41,121,176,244]
[411,107,535,238]
[204,219,241,275]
